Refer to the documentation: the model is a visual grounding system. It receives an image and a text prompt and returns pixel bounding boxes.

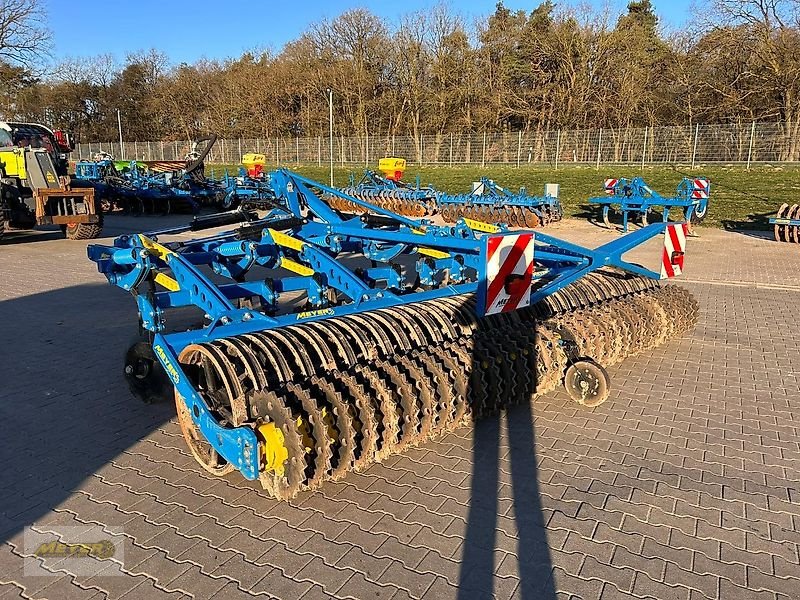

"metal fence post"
[318,136,322,166]
[555,130,561,170]
[596,129,602,170]
[641,126,648,170]
[420,134,424,165]
[449,133,453,167]
[275,138,279,165]
[691,124,699,169]
[341,135,345,165]
[516,130,522,167]
[747,121,756,170]
[160,140,164,160]
[296,136,300,164]
[482,132,487,168]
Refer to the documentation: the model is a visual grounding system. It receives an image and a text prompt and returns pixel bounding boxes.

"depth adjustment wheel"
[563,359,610,407]
[124,341,173,403]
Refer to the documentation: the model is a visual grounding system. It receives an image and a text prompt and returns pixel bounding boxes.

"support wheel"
[124,342,173,404]
[563,359,610,407]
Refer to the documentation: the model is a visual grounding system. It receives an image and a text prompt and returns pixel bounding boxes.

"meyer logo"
[296,308,334,320]
[154,344,181,384]
[34,540,115,559]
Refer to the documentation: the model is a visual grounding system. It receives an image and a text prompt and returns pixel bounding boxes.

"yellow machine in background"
[377,157,407,181]
[0,122,102,241]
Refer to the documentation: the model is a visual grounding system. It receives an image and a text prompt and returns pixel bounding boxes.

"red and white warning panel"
[604,179,618,194]
[482,233,535,315]
[661,223,688,279]
[691,178,710,199]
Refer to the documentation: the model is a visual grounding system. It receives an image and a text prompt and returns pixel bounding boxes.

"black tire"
[62,210,104,240]
[690,200,709,224]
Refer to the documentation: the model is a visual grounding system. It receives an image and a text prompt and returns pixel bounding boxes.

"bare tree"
[0,0,50,67]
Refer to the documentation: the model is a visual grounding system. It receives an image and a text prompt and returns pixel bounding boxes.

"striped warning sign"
[604,178,618,194]
[691,178,710,199]
[482,233,535,315]
[661,223,688,279]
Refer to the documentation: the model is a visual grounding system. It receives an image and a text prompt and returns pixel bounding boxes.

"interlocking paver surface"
[1,217,798,599]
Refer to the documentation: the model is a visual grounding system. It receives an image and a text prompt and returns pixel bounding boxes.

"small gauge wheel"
[563,359,610,407]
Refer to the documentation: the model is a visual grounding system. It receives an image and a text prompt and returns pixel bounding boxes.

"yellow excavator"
[0,122,102,241]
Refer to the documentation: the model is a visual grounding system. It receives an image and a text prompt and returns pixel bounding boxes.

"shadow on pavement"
[0,283,174,545]
[720,210,774,235]
[458,320,557,599]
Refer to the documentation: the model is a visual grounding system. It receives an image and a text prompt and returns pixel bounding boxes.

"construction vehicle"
[329,158,563,226]
[0,123,102,241]
[5,121,75,176]
[87,169,698,499]
[770,204,800,242]
[588,177,710,232]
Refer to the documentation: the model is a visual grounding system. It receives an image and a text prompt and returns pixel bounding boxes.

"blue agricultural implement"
[330,158,563,226]
[215,153,283,211]
[588,177,711,232]
[87,169,698,499]
[770,203,800,243]
[74,136,226,214]
[331,162,437,217]
[436,178,562,227]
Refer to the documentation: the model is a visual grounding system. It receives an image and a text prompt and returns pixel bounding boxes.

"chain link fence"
[74,122,800,167]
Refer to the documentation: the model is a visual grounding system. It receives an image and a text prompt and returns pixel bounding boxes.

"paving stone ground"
[0,216,798,600]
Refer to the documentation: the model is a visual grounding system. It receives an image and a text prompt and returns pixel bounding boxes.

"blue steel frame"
[436,177,562,217]
[588,177,710,232]
[769,217,800,226]
[88,168,676,481]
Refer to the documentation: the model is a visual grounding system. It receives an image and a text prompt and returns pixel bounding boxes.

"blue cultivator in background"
[74,136,226,214]
[331,165,437,217]
[87,169,698,500]
[588,177,711,232]
[437,177,562,227]
[331,158,563,226]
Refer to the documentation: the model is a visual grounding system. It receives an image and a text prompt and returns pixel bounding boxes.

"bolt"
[220,316,231,325]
[125,365,134,375]
[243,312,253,321]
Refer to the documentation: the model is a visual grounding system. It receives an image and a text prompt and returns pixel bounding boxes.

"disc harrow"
[436,178,562,227]
[330,165,563,227]
[770,203,800,243]
[88,169,698,499]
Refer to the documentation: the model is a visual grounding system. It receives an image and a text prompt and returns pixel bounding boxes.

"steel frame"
[588,177,710,232]
[88,168,677,481]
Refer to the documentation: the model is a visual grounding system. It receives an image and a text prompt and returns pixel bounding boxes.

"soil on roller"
[176,269,699,499]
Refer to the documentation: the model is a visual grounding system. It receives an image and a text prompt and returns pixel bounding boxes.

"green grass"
[209,163,800,229]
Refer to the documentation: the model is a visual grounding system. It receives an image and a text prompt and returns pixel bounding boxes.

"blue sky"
[48,0,694,65]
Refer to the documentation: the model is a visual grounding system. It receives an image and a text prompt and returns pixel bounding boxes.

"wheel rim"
[563,360,610,407]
